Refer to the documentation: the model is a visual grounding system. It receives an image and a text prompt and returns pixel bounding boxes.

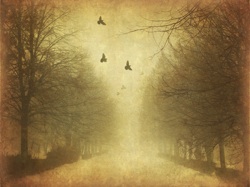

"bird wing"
[126,61,129,66]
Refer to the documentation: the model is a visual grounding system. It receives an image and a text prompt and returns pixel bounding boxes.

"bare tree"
[139,0,249,181]
[1,0,116,166]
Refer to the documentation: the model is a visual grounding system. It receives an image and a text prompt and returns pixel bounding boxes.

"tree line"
[140,0,249,183]
[1,0,116,170]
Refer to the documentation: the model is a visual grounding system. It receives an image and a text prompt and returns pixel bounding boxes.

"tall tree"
[1,0,115,165]
[139,0,249,181]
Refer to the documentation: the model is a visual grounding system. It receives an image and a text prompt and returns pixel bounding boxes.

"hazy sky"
[61,0,184,152]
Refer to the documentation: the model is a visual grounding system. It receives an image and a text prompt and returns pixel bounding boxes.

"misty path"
[4,151,233,187]
[1,1,249,187]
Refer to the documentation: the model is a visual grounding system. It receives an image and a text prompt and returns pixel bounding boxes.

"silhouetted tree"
[1,0,116,166]
[139,0,249,181]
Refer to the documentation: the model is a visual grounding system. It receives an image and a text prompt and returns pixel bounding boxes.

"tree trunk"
[219,139,226,170]
[21,109,29,166]
[204,145,214,165]
[168,142,173,156]
[194,145,202,160]
[174,140,179,158]
[188,143,193,160]
[17,0,30,167]
[184,143,187,160]
[65,131,72,147]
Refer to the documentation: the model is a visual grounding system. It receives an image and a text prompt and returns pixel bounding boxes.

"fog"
[1,0,249,186]
[66,0,164,153]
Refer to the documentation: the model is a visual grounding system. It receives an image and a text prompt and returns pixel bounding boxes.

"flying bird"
[121,85,126,89]
[97,16,106,25]
[125,61,132,70]
[100,53,107,62]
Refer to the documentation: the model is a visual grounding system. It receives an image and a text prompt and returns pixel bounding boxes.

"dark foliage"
[2,146,81,179]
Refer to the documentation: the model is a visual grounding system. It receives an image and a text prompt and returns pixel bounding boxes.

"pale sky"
[62,0,182,152]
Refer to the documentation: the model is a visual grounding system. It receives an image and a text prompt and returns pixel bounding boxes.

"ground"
[2,150,243,187]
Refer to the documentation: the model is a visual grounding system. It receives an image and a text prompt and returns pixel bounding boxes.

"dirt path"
[3,151,237,187]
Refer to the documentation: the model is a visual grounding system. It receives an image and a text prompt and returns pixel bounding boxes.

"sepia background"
[0,0,249,186]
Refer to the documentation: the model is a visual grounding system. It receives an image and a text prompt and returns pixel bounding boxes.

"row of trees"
[1,0,116,166]
[140,0,249,182]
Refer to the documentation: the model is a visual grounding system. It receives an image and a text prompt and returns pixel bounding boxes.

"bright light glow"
[66,0,160,154]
